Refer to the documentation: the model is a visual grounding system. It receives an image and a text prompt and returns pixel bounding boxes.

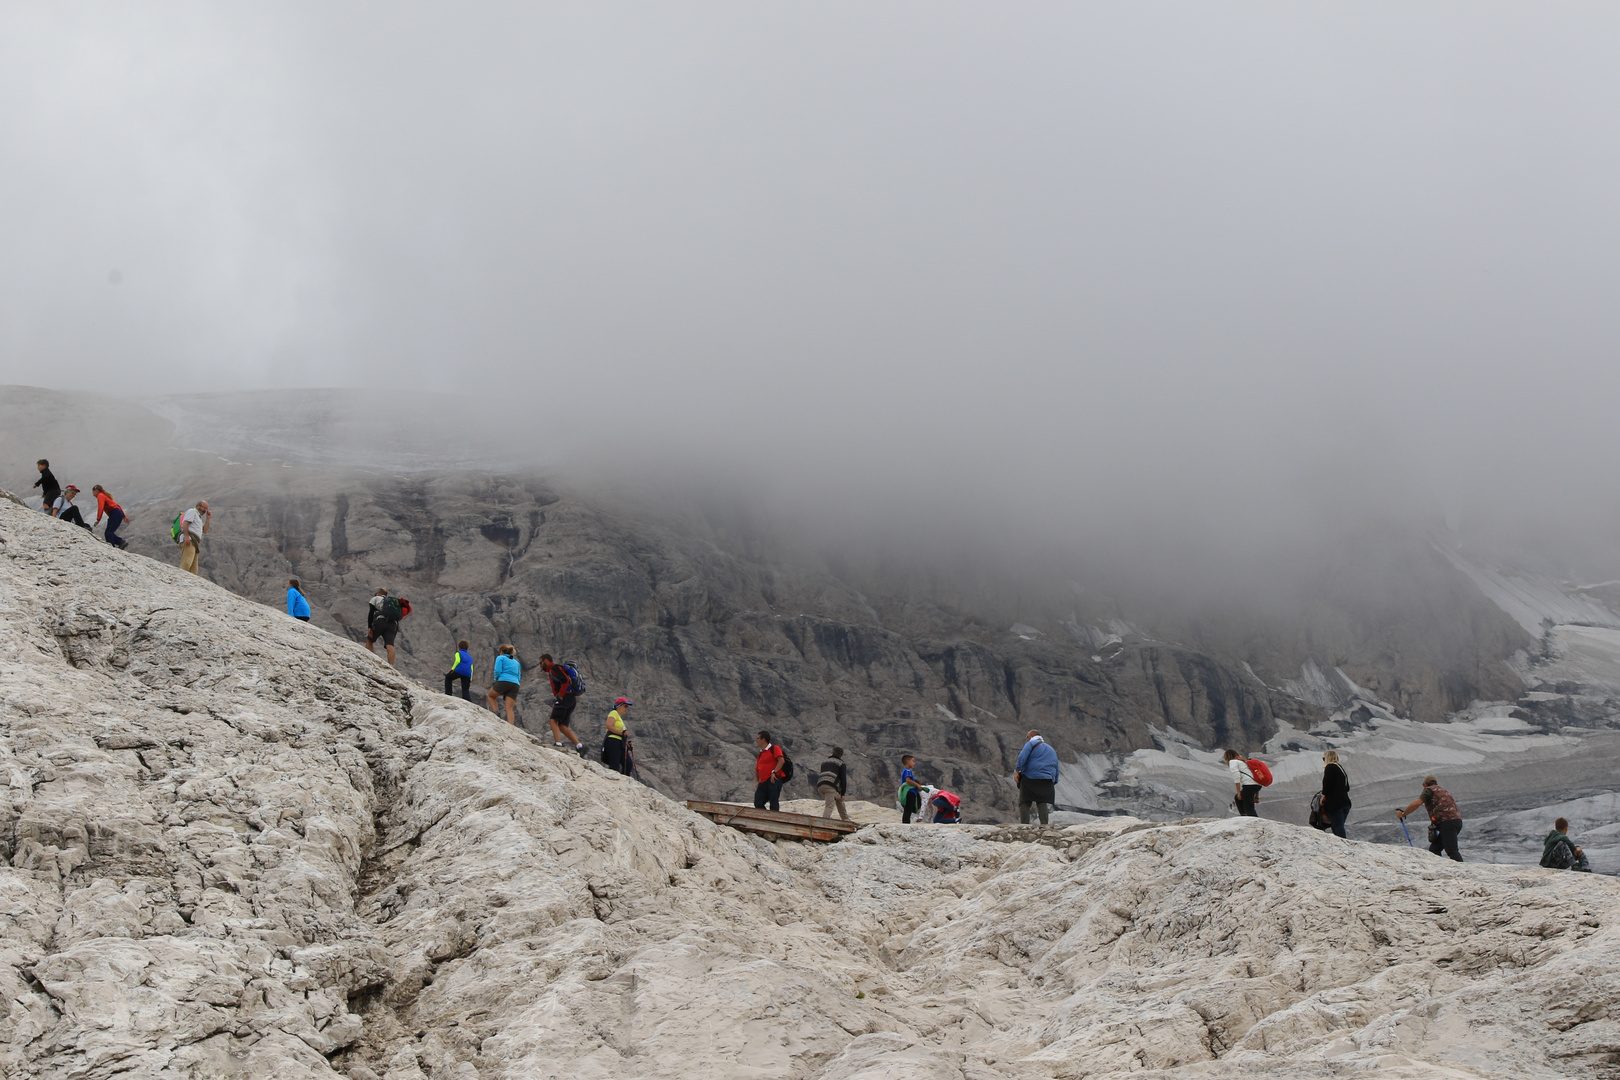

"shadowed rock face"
[115,470,1315,814]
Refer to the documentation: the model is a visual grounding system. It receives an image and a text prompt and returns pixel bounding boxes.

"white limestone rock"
[2,498,1618,1079]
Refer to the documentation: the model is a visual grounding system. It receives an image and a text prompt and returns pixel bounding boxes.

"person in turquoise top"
[444,639,474,700]
[486,644,521,724]
[286,579,311,621]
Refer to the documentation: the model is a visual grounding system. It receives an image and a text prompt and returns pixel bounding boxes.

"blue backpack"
[560,662,586,696]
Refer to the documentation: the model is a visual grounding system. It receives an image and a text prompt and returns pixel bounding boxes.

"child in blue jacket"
[445,639,474,700]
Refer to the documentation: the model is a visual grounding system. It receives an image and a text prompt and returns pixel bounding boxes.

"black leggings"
[444,674,470,700]
[901,787,921,824]
[1237,785,1261,817]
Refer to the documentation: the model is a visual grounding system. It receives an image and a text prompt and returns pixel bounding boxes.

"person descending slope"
[33,460,60,514]
[602,698,633,774]
[90,485,130,548]
[1015,730,1060,825]
[1397,775,1463,862]
[444,640,474,700]
[52,486,91,529]
[177,500,210,574]
[487,645,521,725]
[1541,817,1591,872]
[815,747,851,822]
[539,655,586,755]
[286,579,312,621]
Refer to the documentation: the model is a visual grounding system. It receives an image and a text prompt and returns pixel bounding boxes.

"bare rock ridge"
[4,491,1620,1078]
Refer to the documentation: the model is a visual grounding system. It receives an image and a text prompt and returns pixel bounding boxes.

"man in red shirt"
[754,731,787,811]
[538,655,585,755]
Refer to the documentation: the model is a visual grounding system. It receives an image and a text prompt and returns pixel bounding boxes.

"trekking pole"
[1398,815,1414,847]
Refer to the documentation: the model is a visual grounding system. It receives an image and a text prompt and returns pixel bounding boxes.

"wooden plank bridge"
[685,800,861,842]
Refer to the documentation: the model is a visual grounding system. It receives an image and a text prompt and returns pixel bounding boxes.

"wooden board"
[685,800,860,842]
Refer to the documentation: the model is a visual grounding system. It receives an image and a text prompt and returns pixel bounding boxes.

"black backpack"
[1308,793,1330,831]
[1545,837,1576,870]
[778,748,794,782]
[380,596,409,622]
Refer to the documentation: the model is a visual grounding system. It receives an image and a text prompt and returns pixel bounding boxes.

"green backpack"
[170,513,185,545]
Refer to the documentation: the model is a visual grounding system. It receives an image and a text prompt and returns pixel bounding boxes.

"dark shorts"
[1019,778,1057,805]
[549,694,577,724]
[492,680,520,699]
[368,620,398,646]
[295,616,310,622]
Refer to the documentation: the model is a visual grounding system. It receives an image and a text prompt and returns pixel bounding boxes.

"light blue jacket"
[1015,737,1060,781]
[494,655,521,685]
[286,587,311,619]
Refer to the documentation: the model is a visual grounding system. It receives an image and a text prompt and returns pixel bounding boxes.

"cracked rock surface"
[2,497,1618,1079]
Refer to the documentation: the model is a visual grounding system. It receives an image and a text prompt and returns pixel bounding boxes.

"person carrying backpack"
[753,731,788,812]
[1541,817,1591,872]
[51,486,91,529]
[1320,749,1351,838]
[33,460,60,514]
[90,485,130,548]
[1015,730,1060,825]
[815,747,851,821]
[487,644,520,724]
[366,589,409,666]
[602,698,633,774]
[1397,775,1463,862]
[445,640,474,700]
[286,579,312,621]
[538,655,586,754]
[176,500,210,574]
[1225,749,1262,817]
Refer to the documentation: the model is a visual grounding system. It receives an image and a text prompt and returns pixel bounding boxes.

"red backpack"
[1247,759,1274,786]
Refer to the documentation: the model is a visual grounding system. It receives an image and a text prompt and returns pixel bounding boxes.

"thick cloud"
[3,4,1619,559]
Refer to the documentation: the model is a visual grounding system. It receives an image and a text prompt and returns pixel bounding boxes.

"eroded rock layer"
[1,497,1615,1079]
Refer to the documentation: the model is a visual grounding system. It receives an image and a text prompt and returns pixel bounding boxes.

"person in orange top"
[753,731,787,811]
[90,485,130,549]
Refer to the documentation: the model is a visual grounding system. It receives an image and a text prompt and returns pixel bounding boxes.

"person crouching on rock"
[930,789,962,823]
[1225,749,1261,817]
[816,747,851,821]
[1015,730,1060,825]
[1397,775,1463,861]
[286,578,311,621]
[52,486,91,529]
[603,698,633,774]
[1542,817,1590,872]
[754,731,787,812]
[487,644,521,725]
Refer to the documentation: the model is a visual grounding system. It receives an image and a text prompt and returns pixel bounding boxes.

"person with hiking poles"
[90,485,130,548]
[538,655,586,754]
[487,644,520,724]
[178,500,210,574]
[603,698,633,774]
[1225,749,1262,817]
[1397,775,1463,861]
[1320,749,1351,838]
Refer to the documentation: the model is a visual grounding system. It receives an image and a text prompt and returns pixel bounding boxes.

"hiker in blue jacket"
[445,639,474,701]
[286,579,312,621]
[1015,730,1061,825]
[487,644,521,725]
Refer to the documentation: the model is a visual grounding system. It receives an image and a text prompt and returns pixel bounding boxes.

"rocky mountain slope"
[2,493,1618,1079]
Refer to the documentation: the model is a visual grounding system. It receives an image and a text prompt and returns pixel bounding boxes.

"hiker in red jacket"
[754,731,787,812]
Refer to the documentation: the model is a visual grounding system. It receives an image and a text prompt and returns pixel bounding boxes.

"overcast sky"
[3,4,1619,548]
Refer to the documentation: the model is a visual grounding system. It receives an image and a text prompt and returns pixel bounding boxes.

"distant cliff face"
[3,385,1537,817]
[113,468,1315,814]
